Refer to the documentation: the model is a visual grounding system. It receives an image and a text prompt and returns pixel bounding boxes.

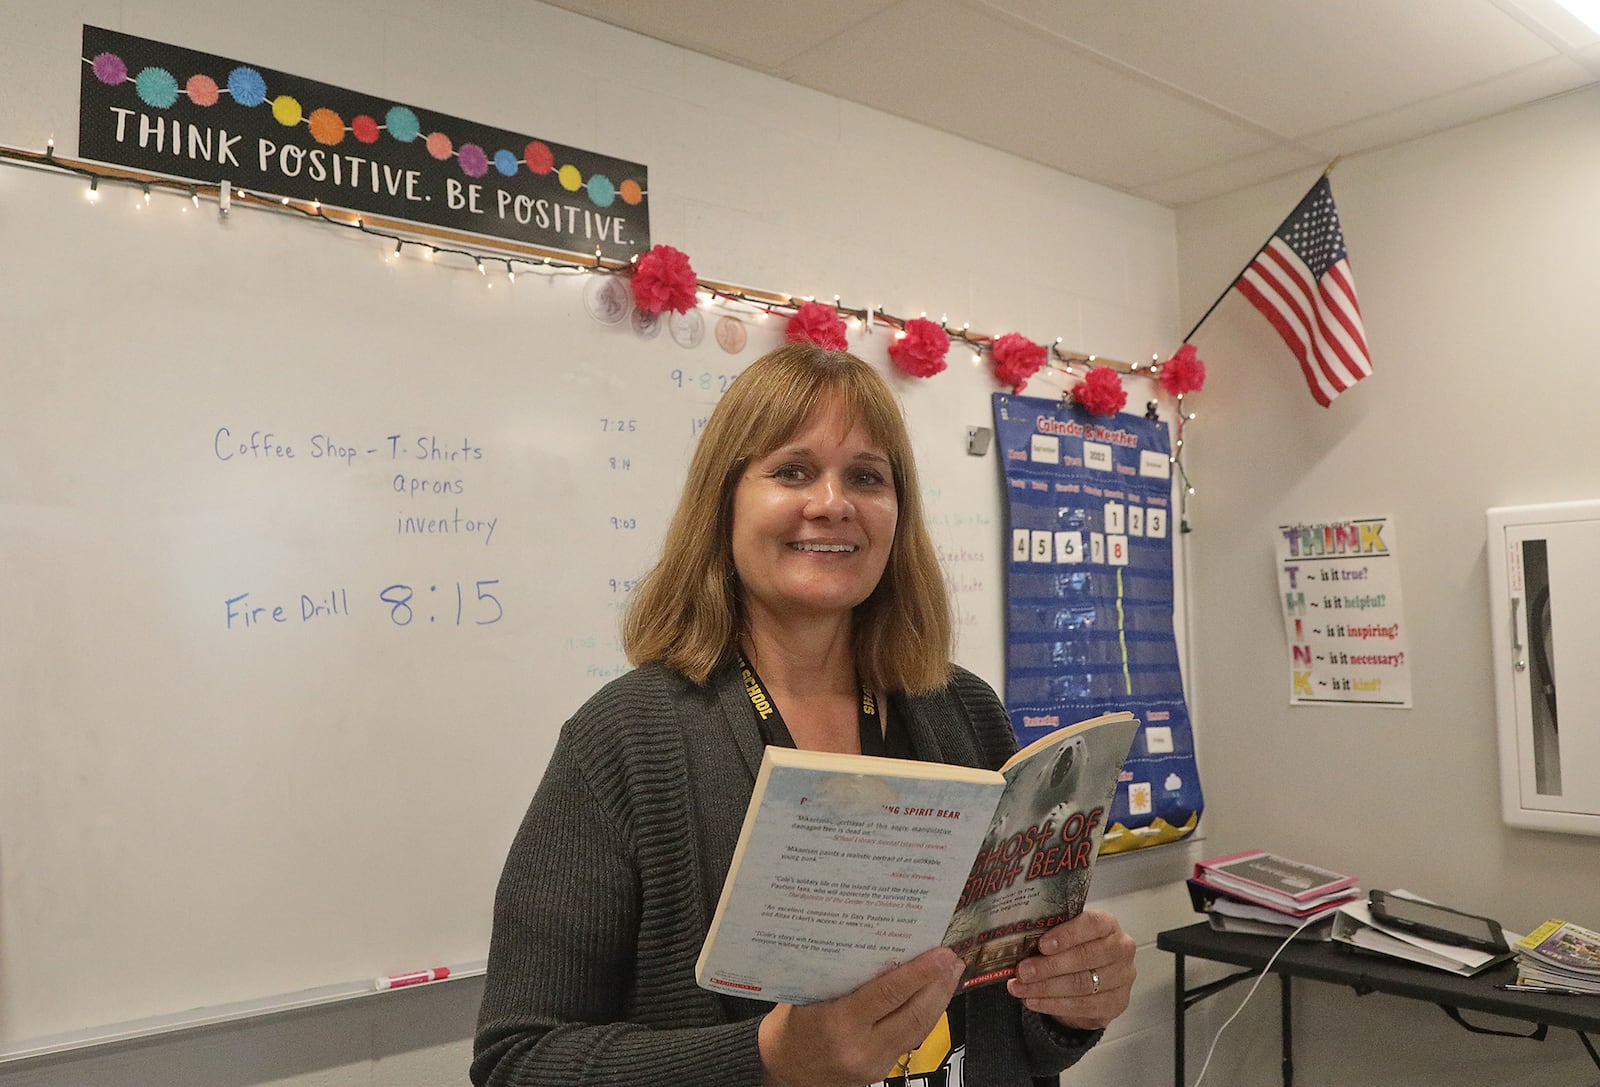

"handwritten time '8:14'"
[379,580,504,626]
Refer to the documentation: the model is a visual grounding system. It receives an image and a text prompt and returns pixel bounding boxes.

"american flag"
[1234,176,1370,407]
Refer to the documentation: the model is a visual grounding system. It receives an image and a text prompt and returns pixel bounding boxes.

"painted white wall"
[0,1,1194,1084]
[1176,86,1600,1085]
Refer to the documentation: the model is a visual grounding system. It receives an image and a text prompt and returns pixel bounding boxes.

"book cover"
[940,714,1140,989]
[695,712,1140,1004]
[1514,919,1600,977]
[1186,874,1357,919]
[1193,850,1356,911]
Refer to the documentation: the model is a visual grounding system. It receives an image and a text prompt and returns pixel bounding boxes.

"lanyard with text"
[737,655,890,756]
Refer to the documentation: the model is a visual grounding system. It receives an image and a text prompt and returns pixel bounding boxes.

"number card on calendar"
[992,393,1203,854]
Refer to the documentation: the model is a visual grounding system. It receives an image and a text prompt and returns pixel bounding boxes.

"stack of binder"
[1188,849,1359,940]
[1328,893,1512,976]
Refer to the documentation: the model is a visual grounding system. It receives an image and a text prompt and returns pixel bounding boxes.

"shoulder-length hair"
[622,343,952,693]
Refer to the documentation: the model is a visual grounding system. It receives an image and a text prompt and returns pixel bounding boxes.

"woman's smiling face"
[731,396,899,630]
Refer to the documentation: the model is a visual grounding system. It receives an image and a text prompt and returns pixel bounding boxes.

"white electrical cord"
[1190,914,1321,1087]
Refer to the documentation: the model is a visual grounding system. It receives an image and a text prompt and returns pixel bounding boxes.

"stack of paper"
[1189,850,1359,940]
[1514,919,1600,993]
[1331,893,1512,977]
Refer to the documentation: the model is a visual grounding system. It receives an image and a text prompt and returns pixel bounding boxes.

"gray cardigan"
[471,660,1101,1086]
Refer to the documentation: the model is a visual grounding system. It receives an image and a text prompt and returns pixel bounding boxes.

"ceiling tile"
[527,0,1600,205]
[535,0,900,69]
[780,0,1277,190]
[979,0,1563,137]
[1490,0,1600,51]
[1131,146,1329,206]
[1304,53,1592,154]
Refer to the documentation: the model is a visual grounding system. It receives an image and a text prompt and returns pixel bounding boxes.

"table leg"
[1173,951,1186,1087]
[1279,973,1293,1087]
[1577,1030,1598,1071]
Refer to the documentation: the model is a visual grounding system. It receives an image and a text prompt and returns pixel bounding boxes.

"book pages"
[697,752,999,1004]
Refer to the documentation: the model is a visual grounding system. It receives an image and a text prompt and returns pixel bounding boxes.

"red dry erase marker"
[374,966,451,991]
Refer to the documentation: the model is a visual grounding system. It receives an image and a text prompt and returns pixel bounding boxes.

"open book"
[695,711,1140,1004]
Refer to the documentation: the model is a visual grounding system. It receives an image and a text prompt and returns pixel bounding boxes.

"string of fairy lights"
[2,141,1200,527]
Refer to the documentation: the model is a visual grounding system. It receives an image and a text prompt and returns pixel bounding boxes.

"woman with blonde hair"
[474,343,1135,1087]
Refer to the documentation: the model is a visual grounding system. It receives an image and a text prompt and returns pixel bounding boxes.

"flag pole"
[1178,159,1343,344]
[1179,236,1273,344]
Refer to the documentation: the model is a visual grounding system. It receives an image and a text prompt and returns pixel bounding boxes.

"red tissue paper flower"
[630,244,698,315]
[991,333,1047,392]
[786,301,849,350]
[887,318,951,378]
[1072,365,1128,417]
[1159,343,1207,397]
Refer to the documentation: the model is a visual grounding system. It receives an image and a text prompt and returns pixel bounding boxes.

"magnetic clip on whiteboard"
[966,426,992,457]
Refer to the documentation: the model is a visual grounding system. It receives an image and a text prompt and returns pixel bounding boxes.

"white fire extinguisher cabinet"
[1486,500,1600,835]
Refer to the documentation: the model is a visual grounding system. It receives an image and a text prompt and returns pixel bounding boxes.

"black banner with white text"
[78,25,650,259]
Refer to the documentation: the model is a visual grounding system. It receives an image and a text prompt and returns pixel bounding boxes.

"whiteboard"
[0,163,1012,1047]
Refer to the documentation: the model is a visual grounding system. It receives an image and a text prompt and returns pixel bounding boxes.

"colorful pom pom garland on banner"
[86,49,645,211]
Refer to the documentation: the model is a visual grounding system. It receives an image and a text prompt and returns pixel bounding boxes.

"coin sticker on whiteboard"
[669,308,705,349]
[584,276,633,326]
[715,316,748,354]
[631,306,663,339]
